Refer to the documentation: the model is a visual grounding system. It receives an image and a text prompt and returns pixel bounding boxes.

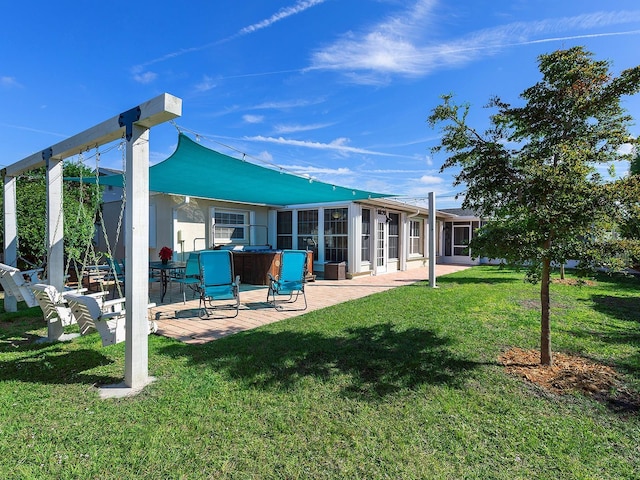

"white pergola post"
[428,192,437,288]
[124,125,151,388]
[46,156,66,339]
[2,175,18,312]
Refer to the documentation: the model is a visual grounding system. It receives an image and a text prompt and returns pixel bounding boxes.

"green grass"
[1,266,639,479]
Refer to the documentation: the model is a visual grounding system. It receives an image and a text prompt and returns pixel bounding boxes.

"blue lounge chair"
[267,250,308,310]
[174,252,201,304]
[198,250,240,318]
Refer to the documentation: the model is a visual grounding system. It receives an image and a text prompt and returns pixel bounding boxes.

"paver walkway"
[151,264,470,344]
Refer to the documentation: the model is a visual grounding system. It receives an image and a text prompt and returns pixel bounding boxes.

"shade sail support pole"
[428,192,437,288]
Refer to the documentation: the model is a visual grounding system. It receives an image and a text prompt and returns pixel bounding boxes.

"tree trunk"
[560,263,565,280]
[540,256,552,366]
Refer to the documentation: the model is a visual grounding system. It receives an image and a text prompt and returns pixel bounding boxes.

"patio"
[149,263,470,344]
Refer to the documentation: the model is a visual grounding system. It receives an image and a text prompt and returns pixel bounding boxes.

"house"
[94,133,477,281]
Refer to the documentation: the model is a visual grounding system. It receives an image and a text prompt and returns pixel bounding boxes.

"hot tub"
[216,245,313,285]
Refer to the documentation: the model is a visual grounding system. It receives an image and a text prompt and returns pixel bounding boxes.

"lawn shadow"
[159,322,482,401]
[435,275,519,286]
[561,294,640,380]
[590,294,640,323]
[0,342,119,386]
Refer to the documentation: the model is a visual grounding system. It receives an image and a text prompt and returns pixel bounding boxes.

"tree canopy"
[428,46,640,365]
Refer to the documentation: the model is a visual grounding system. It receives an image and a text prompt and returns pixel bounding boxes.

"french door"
[375,213,388,274]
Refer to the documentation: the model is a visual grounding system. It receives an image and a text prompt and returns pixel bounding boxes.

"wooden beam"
[2,93,182,177]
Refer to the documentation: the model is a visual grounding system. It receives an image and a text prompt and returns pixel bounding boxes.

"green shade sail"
[85,133,392,206]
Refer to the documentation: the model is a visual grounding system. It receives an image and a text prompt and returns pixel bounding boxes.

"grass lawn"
[0,266,638,479]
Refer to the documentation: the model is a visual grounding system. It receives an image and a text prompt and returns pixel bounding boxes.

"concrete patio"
[150,264,470,344]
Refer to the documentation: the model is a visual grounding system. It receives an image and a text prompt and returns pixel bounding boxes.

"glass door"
[453,225,471,256]
[375,213,387,274]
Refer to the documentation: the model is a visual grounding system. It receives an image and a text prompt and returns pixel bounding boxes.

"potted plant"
[159,246,173,265]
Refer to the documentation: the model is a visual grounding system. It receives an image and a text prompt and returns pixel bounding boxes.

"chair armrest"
[103,297,127,311]
[61,288,88,296]
[23,268,44,275]
[86,291,110,299]
[102,299,155,309]
[100,311,126,321]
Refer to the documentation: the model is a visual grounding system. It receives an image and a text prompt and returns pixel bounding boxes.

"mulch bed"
[551,278,596,286]
[499,347,640,413]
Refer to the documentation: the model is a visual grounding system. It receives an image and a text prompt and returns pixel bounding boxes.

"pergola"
[1,93,182,393]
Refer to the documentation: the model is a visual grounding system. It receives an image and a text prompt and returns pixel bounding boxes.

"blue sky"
[2,0,639,208]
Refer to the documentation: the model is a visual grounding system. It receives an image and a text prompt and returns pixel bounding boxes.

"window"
[388,213,399,260]
[444,222,452,256]
[276,211,292,250]
[409,219,423,256]
[297,210,318,260]
[324,208,348,262]
[213,210,247,244]
[361,208,371,262]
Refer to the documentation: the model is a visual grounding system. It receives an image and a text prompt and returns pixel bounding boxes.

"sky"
[2,0,640,209]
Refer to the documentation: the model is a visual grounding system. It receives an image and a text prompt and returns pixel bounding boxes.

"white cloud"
[618,142,635,156]
[255,150,273,162]
[418,174,444,185]
[132,68,157,84]
[402,181,455,199]
[1,76,22,88]
[239,0,326,36]
[309,3,640,82]
[369,168,431,174]
[243,114,265,124]
[0,122,66,138]
[252,98,323,110]
[274,122,332,134]
[133,0,326,71]
[283,165,353,175]
[195,75,217,92]
[245,135,404,157]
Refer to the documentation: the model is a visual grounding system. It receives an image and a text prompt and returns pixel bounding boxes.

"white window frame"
[409,219,423,257]
[211,207,249,245]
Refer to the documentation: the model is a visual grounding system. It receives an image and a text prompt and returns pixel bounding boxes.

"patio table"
[149,261,186,302]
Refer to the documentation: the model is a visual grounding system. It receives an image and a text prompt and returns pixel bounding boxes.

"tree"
[618,149,640,265]
[0,161,101,272]
[428,46,640,365]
